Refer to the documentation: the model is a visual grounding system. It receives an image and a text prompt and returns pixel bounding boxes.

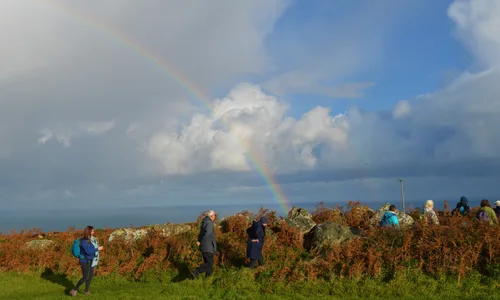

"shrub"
[2,203,500,283]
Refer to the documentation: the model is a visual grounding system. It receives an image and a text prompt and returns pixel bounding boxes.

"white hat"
[495,200,500,207]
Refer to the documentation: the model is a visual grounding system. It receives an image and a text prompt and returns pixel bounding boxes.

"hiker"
[494,200,500,220]
[71,226,104,297]
[246,216,269,268]
[476,199,498,225]
[379,205,399,228]
[422,200,439,225]
[191,210,217,279]
[451,196,470,216]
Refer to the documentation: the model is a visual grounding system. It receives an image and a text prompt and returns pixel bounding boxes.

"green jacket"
[477,207,498,225]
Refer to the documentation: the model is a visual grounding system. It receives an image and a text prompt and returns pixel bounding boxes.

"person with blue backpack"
[379,205,400,228]
[70,226,104,297]
[452,196,471,216]
[476,199,498,226]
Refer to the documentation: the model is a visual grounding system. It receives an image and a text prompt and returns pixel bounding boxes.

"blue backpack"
[71,238,82,259]
[379,214,390,227]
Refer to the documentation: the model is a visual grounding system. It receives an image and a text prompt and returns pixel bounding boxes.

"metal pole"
[399,179,405,213]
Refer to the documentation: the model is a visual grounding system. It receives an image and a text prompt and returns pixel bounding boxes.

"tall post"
[399,179,405,213]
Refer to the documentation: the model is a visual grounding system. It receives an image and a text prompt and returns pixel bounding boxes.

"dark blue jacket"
[452,196,470,216]
[494,207,500,219]
[79,238,98,263]
[198,216,217,253]
[246,221,265,260]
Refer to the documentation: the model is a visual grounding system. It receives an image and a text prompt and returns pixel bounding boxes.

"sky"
[1,0,499,215]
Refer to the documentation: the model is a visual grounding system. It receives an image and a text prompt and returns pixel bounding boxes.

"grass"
[2,268,500,300]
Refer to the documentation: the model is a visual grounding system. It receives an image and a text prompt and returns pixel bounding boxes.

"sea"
[0,200,447,234]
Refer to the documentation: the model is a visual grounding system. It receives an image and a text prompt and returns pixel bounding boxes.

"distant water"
[0,200,428,233]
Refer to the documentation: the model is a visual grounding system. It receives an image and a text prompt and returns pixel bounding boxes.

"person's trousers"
[195,252,214,277]
[74,260,94,292]
[248,257,264,268]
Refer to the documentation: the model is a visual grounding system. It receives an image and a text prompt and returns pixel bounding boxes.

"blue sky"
[0,0,499,215]
[263,0,472,116]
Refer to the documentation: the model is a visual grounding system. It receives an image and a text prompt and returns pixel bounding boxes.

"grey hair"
[206,210,215,217]
[425,200,434,208]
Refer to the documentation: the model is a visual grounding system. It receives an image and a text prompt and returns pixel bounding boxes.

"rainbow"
[36,0,291,215]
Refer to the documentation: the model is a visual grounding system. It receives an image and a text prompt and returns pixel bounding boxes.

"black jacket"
[246,221,265,260]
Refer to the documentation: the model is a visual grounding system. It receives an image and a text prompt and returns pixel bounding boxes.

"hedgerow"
[1,202,498,283]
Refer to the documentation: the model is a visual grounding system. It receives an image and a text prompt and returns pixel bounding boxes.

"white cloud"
[2,0,500,211]
[148,67,500,177]
[38,129,73,148]
[148,83,349,175]
[79,121,115,134]
[392,100,411,119]
[0,0,288,146]
[448,0,500,68]
[146,0,500,177]
[37,120,115,147]
[0,0,288,187]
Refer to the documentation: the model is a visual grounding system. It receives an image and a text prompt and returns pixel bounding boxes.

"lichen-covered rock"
[25,239,54,250]
[217,213,253,224]
[304,222,355,250]
[107,228,150,242]
[151,223,191,237]
[287,206,312,219]
[369,203,415,228]
[397,214,415,227]
[285,207,317,233]
[108,223,192,242]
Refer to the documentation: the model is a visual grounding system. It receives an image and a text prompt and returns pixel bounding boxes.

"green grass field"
[2,268,500,300]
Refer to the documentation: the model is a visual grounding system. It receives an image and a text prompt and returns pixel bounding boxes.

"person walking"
[71,226,103,297]
[423,200,439,225]
[452,196,471,216]
[476,199,499,225]
[191,210,217,279]
[494,200,500,220]
[246,216,269,268]
[379,205,400,228]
